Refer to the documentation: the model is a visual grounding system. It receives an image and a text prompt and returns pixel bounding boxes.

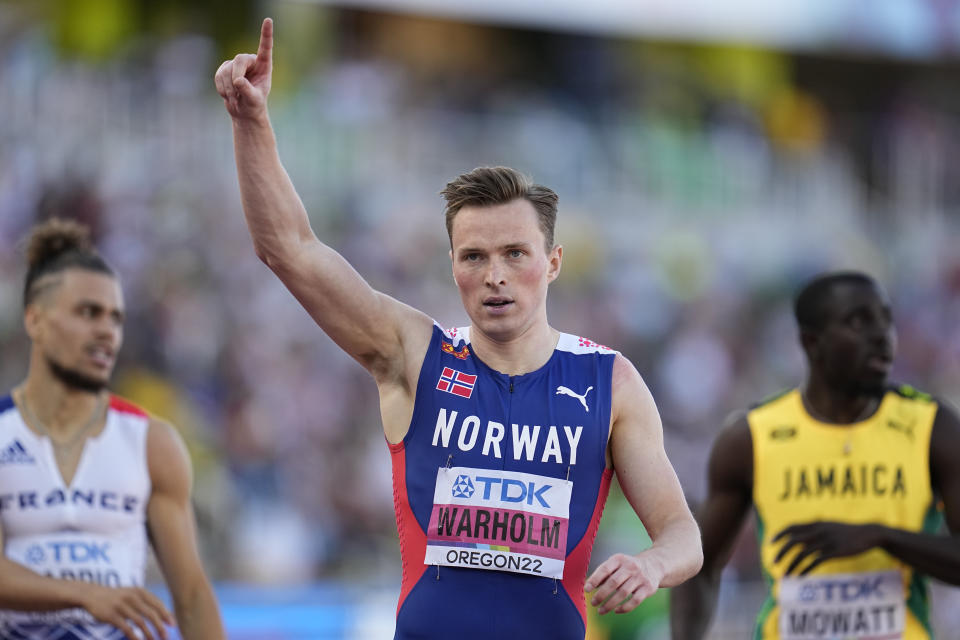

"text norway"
[433,409,583,465]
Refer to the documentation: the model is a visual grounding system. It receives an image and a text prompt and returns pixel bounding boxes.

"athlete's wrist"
[634,548,667,588]
[862,523,890,550]
[231,111,272,132]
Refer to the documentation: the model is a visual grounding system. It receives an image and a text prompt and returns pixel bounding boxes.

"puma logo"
[556,386,593,412]
[886,419,915,441]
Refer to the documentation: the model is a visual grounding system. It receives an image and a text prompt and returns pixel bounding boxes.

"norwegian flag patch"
[436,367,477,398]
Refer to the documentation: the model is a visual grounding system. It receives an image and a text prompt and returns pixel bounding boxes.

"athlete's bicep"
[271,236,434,384]
[608,355,693,540]
[930,404,960,534]
[144,420,209,603]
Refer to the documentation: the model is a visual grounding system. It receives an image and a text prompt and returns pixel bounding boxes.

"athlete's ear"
[546,245,562,284]
[449,249,458,287]
[23,303,43,342]
[799,328,820,361]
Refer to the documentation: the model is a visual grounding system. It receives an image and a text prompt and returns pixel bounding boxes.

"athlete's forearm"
[873,525,960,585]
[668,567,722,640]
[0,557,87,611]
[644,515,703,588]
[231,115,315,269]
[172,580,225,640]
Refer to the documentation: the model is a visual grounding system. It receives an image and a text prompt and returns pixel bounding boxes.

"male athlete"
[670,271,960,639]
[0,219,225,639]
[216,18,702,639]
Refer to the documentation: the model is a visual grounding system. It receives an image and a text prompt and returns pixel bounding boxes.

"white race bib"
[424,467,573,578]
[6,531,142,588]
[778,570,905,639]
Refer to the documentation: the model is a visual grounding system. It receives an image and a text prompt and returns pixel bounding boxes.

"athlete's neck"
[17,372,106,437]
[801,379,882,425]
[468,322,559,376]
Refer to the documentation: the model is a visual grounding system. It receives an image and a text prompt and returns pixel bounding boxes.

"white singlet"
[0,393,151,639]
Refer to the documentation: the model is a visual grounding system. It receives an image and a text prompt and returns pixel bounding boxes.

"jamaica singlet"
[0,393,151,640]
[749,386,941,640]
[390,325,616,639]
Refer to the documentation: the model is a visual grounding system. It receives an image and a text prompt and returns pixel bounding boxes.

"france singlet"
[749,386,941,640]
[0,394,152,640]
[390,324,616,639]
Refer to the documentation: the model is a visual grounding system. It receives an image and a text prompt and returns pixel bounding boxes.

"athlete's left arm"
[773,403,960,584]
[584,354,703,615]
[145,419,226,639]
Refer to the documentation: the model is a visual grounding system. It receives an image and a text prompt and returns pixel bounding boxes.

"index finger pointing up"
[257,17,273,64]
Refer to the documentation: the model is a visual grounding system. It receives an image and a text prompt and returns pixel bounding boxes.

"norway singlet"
[749,386,941,640]
[390,324,616,639]
[0,394,151,640]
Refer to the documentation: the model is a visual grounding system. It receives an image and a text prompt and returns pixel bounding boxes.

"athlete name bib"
[778,570,906,639]
[6,531,143,588]
[424,466,573,578]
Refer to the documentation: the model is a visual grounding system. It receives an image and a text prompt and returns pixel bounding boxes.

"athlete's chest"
[419,358,607,474]
[0,413,149,537]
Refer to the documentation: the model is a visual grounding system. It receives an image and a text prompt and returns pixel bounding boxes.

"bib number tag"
[778,570,905,639]
[424,466,573,578]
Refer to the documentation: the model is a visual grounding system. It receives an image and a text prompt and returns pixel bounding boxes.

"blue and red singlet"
[390,324,616,639]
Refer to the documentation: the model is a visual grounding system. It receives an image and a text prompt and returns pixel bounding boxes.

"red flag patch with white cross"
[436,367,477,398]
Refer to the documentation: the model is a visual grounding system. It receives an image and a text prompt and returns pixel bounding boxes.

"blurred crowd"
[2,5,960,637]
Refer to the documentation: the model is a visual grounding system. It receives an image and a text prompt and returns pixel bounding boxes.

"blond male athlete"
[216,18,702,640]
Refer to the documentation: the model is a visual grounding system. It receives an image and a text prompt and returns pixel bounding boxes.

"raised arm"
[584,354,703,615]
[145,418,225,640]
[0,522,173,639]
[214,19,432,401]
[771,402,960,582]
[669,412,754,640]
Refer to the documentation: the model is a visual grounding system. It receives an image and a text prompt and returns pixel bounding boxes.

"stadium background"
[2,0,960,637]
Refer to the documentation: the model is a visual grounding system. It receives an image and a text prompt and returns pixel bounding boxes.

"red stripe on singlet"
[388,440,428,616]
[561,467,613,627]
[108,395,149,417]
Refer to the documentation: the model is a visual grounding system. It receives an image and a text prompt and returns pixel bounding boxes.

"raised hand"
[773,521,882,576]
[215,18,274,120]
[80,584,175,640]
[585,552,664,615]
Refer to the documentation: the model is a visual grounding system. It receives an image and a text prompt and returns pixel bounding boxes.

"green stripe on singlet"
[753,508,776,640]
[906,501,943,638]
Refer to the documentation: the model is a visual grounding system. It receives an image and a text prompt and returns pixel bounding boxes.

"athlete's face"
[25,269,125,392]
[449,199,562,342]
[807,281,896,395]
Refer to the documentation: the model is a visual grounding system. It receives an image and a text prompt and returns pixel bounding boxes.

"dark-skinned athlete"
[670,271,960,639]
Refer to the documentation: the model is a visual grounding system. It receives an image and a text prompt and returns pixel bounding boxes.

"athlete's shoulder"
[748,387,795,412]
[0,394,15,415]
[887,383,936,404]
[555,332,619,356]
[108,394,150,418]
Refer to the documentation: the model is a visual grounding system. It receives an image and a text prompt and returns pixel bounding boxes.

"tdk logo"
[25,541,111,565]
[451,475,475,499]
[475,476,552,508]
[798,576,886,603]
[26,545,45,565]
[0,440,35,464]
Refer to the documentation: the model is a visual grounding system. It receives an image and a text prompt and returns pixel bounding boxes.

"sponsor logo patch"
[771,426,798,440]
[556,385,593,412]
[0,439,35,464]
[441,342,471,360]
